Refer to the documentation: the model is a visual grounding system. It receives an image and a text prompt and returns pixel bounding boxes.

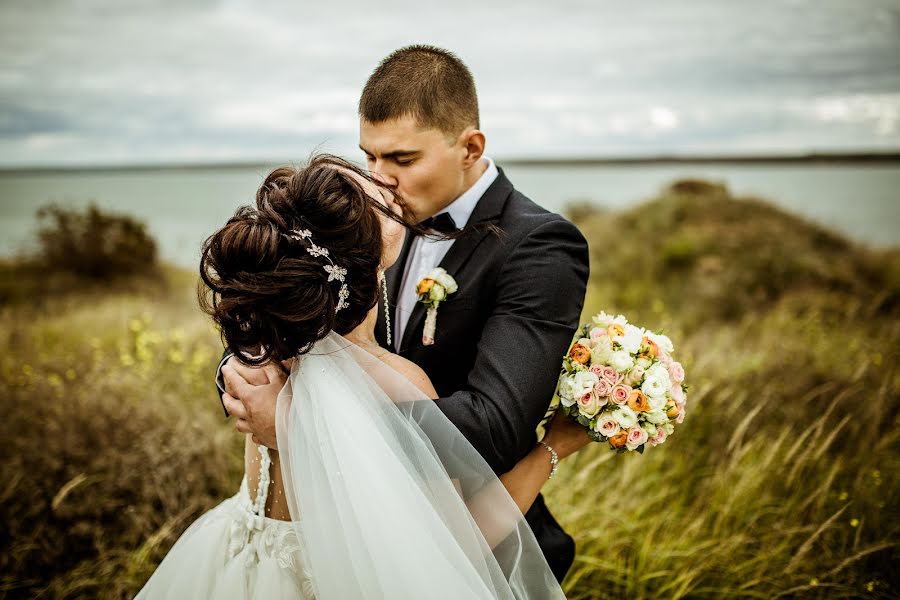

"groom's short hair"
[359,44,480,136]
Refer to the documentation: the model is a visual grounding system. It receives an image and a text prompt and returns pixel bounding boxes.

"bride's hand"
[540,410,593,461]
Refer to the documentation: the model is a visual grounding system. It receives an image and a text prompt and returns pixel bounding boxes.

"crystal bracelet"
[538,441,559,480]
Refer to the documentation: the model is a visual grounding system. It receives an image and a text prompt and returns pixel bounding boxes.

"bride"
[135,154,590,599]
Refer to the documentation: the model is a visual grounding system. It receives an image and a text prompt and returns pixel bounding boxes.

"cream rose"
[624,365,645,386]
[590,337,613,363]
[594,413,621,437]
[430,268,458,293]
[577,391,603,418]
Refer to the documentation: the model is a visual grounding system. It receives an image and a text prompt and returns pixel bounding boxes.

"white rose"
[590,337,613,363]
[624,365,645,387]
[609,351,635,373]
[647,393,667,411]
[613,405,638,429]
[645,408,668,424]
[591,311,614,328]
[618,328,643,354]
[636,357,652,369]
[641,376,668,399]
[558,375,577,406]
[664,422,675,435]
[648,332,674,354]
[577,337,592,348]
[430,268,458,293]
[429,283,446,301]
[647,363,671,385]
[572,371,599,398]
[640,421,658,437]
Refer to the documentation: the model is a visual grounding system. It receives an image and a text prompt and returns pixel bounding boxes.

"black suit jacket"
[375,168,590,582]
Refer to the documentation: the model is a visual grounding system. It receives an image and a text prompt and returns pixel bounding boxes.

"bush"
[35,204,158,279]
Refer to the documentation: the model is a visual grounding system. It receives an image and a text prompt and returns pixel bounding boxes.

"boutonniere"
[416,267,458,346]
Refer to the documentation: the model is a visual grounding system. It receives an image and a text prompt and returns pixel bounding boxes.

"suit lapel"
[399,170,514,352]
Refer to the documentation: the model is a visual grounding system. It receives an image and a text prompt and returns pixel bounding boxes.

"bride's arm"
[380,353,590,516]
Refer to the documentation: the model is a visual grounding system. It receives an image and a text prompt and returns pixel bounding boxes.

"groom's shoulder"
[494,172,585,249]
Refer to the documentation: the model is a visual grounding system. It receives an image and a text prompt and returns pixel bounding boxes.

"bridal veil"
[275,331,565,599]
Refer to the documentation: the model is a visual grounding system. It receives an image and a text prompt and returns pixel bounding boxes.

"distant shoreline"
[2,151,899,175]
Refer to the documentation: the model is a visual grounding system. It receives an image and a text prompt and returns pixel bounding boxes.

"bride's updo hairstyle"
[199,154,411,367]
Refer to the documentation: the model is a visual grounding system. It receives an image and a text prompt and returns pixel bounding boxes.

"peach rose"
[668,361,685,384]
[607,323,624,338]
[593,378,613,398]
[648,426,668,446]
[627,390,651,412]
[610,383,632,405]
[608,430,628,448]
[568,343,592,365]
[601,366,621,385]
[417,278,435,295]
[625,427,649,451]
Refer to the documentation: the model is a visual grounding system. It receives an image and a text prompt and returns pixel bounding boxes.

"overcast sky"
[1,0,899,167]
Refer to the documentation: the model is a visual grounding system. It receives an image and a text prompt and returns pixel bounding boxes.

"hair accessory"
[282,227,350,314]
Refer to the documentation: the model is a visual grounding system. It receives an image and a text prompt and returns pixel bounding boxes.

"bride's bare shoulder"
[378,352,438,399]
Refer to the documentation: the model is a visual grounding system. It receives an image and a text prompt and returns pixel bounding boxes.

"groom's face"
[359,115,467,223]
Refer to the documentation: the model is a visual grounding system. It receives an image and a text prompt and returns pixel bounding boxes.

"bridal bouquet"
[556,312,687,453]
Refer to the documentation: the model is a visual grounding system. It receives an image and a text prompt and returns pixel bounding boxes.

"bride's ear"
[459,128,485,168]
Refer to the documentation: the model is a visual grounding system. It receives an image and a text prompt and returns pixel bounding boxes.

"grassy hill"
[1,182,897,598]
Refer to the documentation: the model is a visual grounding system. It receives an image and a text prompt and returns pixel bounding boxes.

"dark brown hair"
[359,44,479,136]
[199,154,415,367]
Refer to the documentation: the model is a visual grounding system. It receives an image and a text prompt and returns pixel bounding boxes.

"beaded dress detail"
[135,444,316,599]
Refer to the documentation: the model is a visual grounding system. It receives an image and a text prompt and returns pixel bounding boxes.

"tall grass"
[1,182,897,598]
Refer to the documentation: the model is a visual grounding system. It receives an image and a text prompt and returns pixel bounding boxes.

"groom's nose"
[370,164,398,188]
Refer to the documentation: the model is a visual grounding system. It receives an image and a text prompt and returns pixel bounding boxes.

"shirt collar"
[436,156,499,229]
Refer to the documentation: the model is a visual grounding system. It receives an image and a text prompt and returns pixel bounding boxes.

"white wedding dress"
[135,332,565,599]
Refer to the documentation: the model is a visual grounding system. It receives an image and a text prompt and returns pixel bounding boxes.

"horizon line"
[2,150,899,174]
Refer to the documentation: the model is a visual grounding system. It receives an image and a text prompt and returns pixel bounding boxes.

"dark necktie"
[420,212,458,233]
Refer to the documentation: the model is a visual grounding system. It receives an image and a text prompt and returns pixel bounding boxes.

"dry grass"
[1,181,898,598]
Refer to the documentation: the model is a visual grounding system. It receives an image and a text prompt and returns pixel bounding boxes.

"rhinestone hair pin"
[282,227,350,313]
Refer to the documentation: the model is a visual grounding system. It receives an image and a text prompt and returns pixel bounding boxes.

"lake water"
[1,162,897,267]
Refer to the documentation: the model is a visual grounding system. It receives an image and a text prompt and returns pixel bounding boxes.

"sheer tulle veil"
[274,331,565,599]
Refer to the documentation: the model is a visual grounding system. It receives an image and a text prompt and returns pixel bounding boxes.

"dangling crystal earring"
[380,270,392,348]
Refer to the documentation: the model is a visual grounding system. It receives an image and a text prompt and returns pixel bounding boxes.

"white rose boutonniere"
[416,267,458,346]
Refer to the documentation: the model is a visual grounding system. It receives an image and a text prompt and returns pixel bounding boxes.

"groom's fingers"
[235,418,251,435]
[222,364,254,398]
[222,392,247,420]
[228,359,269,386]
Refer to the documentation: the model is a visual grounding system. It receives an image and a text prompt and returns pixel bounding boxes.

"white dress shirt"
[393,157,499,348]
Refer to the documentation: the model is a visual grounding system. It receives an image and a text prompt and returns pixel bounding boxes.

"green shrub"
[35,204,158,279]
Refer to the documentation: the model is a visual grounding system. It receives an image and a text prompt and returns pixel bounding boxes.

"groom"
[219,45,589,582]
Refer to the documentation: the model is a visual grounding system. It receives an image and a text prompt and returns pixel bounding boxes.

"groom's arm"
[435,218,589,474]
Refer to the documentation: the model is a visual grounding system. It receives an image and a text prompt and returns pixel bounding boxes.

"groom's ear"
[459,127,485,168]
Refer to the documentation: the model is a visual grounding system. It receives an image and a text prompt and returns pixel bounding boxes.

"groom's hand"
[221,358,285,450]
